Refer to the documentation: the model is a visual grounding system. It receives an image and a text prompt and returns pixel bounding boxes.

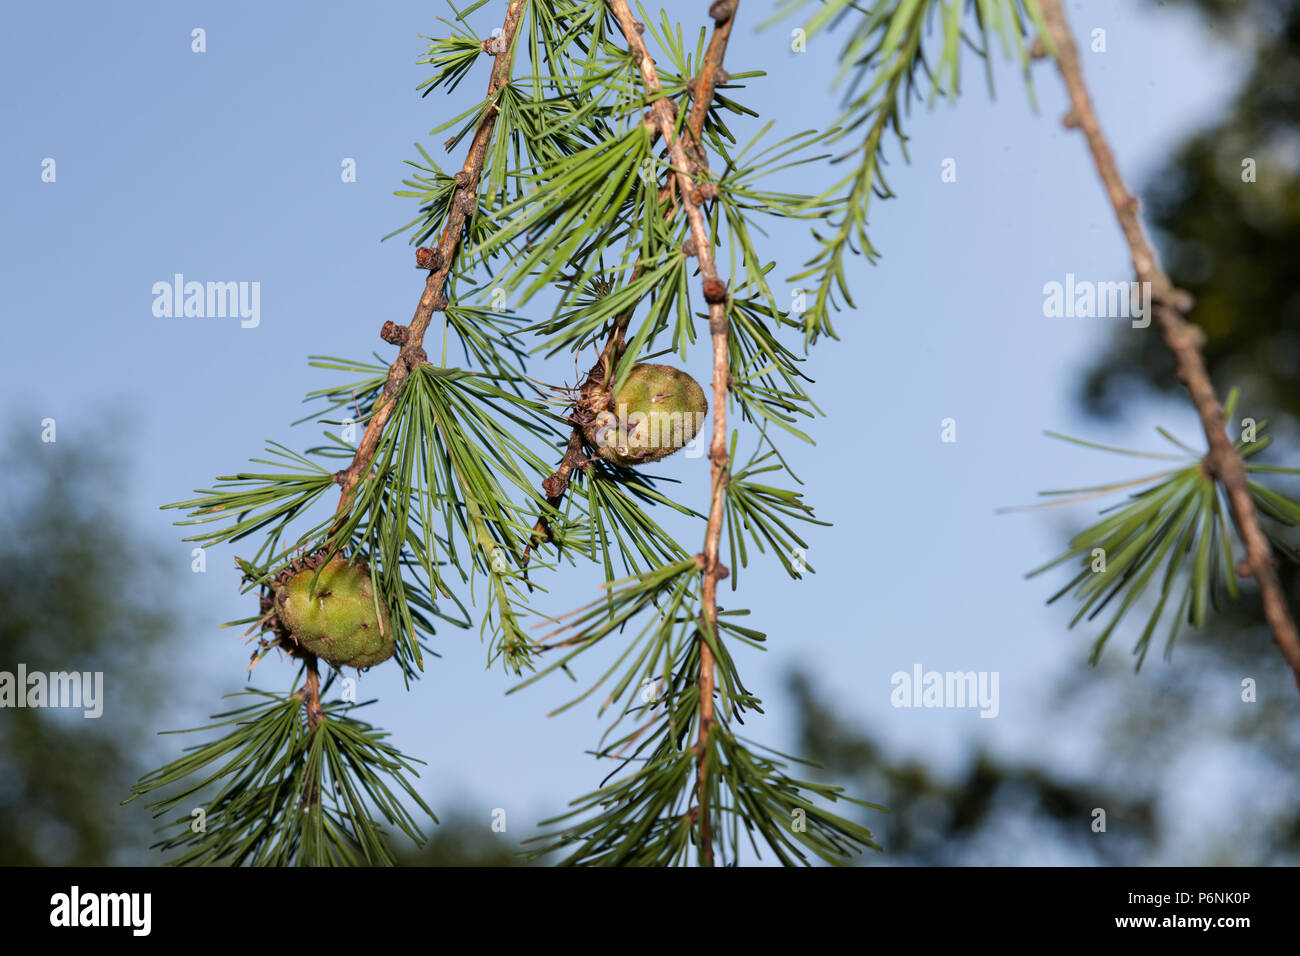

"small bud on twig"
[1153,285,1196,315]
[380,321,409,345]
[415,247,444,271]
[1170,288,1196,313]
[709,0,736,24]
[702,278,727,304]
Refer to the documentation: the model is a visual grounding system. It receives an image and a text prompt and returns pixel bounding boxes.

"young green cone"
[582,362,708,467]
[274,556,395,669]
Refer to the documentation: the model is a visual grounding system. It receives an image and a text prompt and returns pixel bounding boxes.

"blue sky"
[0,1,1263,863]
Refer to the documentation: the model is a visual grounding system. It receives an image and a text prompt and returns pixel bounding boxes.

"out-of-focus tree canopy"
[0,426,182,864]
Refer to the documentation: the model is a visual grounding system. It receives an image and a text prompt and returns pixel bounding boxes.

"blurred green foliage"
[0,425,180,864]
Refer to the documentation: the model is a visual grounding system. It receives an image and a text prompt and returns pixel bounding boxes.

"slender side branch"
[523,259,650,565]
[333,0,528,524]
[526,0,737,557]
[295,654,325,808]
[688,0,738,139]
[290,1,525,736]
[609,0,736,868]
[1039,0,1300,695]
[296,656,325,731]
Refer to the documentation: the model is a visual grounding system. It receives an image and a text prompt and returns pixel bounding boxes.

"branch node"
[1165,319,1206,351]
[689,182,718,205]
[686,70,727,98]
[708,0,736,24]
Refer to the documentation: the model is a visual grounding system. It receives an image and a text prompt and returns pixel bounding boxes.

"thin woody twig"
[298,0,526,759]
[294,654,326,808]
[524,1,738,560]
[688,0,738,139]
[522,182,682,567]
[1039,0,1300,696]
[609,0,736,868]
[332,0,528,528]
[296,656,325,731]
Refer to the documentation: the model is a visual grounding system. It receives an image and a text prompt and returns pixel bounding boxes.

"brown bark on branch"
[296,656,325,731]
[298,0,526,754]
[1039,0,1300,695]
[688,1,737,139]
[294,654,325,808]
[608,0,737,868]
[332,0,528,526]
[524,0,737,559]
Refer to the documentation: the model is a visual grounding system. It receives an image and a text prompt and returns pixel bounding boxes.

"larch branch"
[298,0,526,761]
[526,0,737,558]
[1039,0,1300,695]
[608,0,736,868]
[332,0,528,528]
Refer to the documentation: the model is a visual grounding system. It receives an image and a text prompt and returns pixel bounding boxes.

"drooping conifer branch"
[294,0,528,726]
[1039,0,1300,695]
[526,1,738,563]
[334,0,528,523]
[608,0,737,868]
